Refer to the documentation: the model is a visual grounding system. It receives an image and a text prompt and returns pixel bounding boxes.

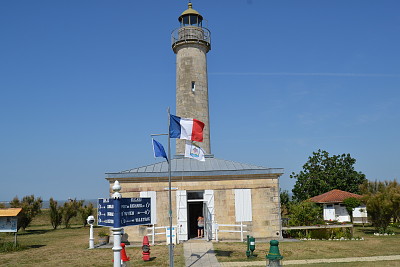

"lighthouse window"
[191,81,195,92]
[182,16,189,25]
[189,15,198,25]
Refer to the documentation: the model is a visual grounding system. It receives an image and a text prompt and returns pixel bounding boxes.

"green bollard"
[249,236,255,257]
[246,235,251,257]
[266,240,283,267]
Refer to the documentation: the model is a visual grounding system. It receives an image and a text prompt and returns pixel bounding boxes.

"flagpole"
[167,107,174,267]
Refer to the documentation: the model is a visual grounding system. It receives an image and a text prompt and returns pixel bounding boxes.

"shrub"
[288,201,324,226]
[343,197,361,223]
[10,195,42,231]
[98,229,109,237]
[310,229,330,239]
[49,198,63,230]
[79,203,94,227]
[62,199,83,228]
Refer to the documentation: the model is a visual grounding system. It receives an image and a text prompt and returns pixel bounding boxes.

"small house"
[309,189,368,223]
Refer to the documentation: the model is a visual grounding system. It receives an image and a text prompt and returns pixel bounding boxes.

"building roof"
[180,3,202,18]
[106,156,284,179]
[309,189,363,203]
[0,208,22,217]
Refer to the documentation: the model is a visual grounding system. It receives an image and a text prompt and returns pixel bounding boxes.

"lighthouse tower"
[172,3,211,156]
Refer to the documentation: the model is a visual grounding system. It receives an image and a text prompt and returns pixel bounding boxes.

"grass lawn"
[2,210,400,266]
[213,225,400,264]
[0,211,184,267]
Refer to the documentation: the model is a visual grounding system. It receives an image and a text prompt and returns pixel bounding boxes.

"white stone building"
[309,189,368,224]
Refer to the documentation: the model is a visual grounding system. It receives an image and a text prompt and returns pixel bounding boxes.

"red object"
[120,243,130,262]
[309,189,362,203]
[142,236,151,261]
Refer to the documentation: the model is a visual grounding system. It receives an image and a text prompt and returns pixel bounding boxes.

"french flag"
[170,115,205,142]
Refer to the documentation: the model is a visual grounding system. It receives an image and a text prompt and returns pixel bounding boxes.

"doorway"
[188,201,203,239]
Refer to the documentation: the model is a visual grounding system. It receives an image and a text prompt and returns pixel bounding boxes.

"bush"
[98,229,109,237]
[10,195,42,231]
[49,198,63,230]
[310,229,330,239]
[343,197,361,223]
[62,199,83,228]
[79,203,94,227]
[288,201,324,226]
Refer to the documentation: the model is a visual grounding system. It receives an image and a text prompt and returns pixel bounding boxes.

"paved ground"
[183,238,221,267]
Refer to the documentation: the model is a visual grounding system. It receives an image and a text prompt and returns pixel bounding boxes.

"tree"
[280,190,290,217]
[361,180,400,232]
[49,198,63,230]
[62,199,83,228]
[288,201,323,226]
[343,197,361,223]
[79,202,94,227]
[10,195,42,231]
[290,149,366,201]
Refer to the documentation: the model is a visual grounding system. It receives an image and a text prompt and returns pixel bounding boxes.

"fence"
[146,225,178,245]
[215,221,248,242]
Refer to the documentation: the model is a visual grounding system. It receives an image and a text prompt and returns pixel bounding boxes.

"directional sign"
[98,198,151,227]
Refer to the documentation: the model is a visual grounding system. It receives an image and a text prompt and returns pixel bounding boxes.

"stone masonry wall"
[111,175,280,242]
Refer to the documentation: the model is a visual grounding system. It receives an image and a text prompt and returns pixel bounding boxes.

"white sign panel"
[166,227,177,245]
[0,217,18,232]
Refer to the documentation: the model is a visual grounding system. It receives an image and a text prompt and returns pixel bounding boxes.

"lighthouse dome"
[178,3,203,26]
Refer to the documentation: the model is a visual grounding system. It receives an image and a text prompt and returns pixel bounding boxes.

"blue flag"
[152,139,168,161]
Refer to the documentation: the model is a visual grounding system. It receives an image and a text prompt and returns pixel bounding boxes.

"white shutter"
[176,190,188,241]
[204,190,215,240]
[234,189,252,222]
[140,191,157,224]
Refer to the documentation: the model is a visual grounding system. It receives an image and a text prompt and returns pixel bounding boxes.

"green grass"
[214,225,400,263]
[2,211,400,266]
[0,210,185,267]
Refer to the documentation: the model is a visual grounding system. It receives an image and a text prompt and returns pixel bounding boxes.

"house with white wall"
[309,189,368,224]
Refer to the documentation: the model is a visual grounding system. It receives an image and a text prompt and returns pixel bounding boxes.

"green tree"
[49,198,63,230]
[290,149,366,201]
[79,202,94,227]
[62,199,83,228]
[280,190,290,217]
[343,197,361,223]
[288,201,323,226]
[361,180,400,231]
[10,195,42,230]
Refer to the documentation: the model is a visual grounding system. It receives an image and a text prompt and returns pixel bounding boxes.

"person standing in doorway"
[197,215,204,238]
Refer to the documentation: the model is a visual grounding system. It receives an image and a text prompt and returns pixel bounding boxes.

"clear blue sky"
[1,0,399,201]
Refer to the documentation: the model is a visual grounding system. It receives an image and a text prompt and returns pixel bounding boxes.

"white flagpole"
[167,107,174,266]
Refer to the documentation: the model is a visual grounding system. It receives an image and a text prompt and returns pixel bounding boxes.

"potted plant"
[98,229,110,244]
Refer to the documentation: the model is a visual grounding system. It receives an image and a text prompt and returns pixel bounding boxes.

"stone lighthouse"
[105,3,284,243]
[171,3,211,155]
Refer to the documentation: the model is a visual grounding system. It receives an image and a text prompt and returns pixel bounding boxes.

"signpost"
[98,181,151,267]
[98,198,151,227]
[0,208,22,246]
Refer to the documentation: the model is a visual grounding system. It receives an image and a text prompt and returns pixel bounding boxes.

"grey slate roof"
[106,157,284,178]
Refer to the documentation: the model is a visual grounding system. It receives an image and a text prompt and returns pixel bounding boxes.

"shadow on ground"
[28,244,45,249]
[213,250,233,257]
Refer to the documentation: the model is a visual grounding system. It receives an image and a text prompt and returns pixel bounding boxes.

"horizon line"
[209,72,400,77]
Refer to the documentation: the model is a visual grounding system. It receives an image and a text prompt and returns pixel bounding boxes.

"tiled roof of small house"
[0,208,22,217]
[106,156,284,179]
[309,189,362,203]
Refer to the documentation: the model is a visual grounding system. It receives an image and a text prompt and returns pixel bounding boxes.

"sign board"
[166,227,177,245]
[0,217,18,232]
[98,198,151,227]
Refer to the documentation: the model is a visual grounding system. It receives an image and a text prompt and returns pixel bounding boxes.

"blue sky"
[1,0,399,201]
